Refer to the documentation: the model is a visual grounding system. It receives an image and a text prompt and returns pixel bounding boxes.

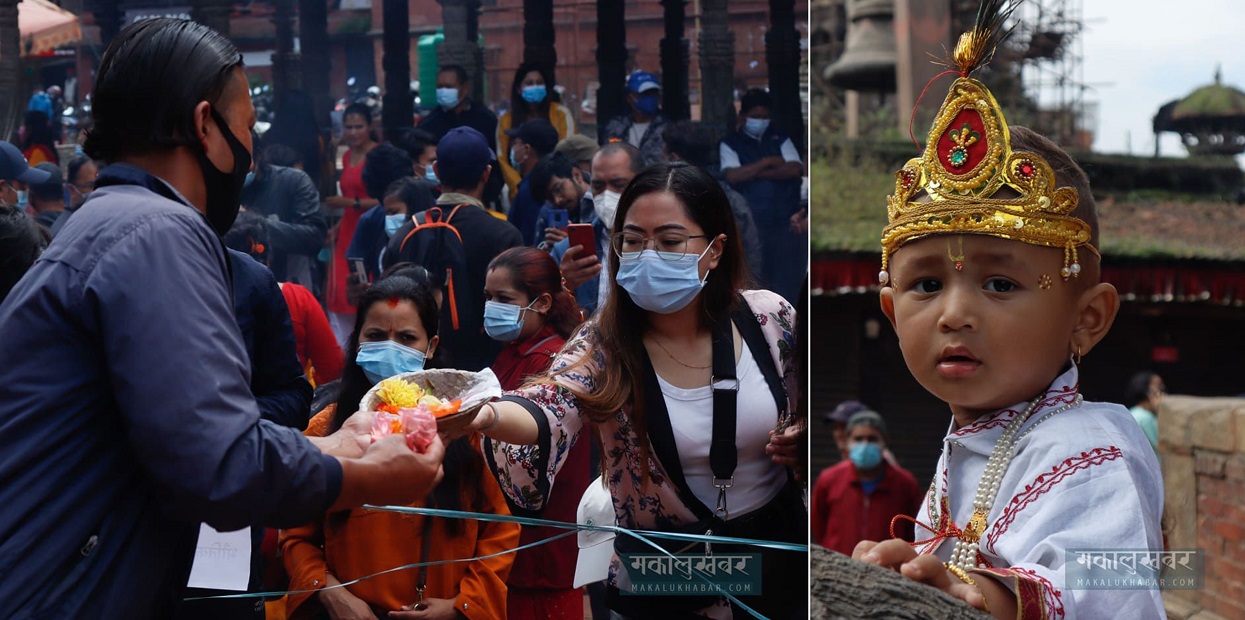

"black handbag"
[608,300,806,619]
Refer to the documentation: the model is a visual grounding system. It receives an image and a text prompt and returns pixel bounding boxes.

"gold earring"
[1075,346,1083,365]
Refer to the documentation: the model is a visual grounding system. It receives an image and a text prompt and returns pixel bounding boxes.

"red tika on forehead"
[387,297,400,308]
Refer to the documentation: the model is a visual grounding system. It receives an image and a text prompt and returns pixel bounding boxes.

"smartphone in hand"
[549,209,570,230]
[349,257,368,284]
[567,223,597,258]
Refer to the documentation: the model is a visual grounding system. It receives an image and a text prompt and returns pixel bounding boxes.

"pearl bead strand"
[946,393,1084,570]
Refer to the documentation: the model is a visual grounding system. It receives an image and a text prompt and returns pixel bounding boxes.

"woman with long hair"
[281,274,519,620]
[470,163,806,619]
[482,246,588,619]
[496,63,574,200]
[324,103,381,344]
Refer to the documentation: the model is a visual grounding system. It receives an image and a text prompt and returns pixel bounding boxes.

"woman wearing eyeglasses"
[467,162,806,619]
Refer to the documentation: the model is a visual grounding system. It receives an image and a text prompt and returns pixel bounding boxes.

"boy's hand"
[854,539,989,612]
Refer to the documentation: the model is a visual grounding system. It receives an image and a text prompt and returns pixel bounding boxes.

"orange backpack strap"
[398,207,435,254]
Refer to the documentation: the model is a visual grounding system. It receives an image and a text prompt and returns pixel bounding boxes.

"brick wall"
[1159,396,1245,620]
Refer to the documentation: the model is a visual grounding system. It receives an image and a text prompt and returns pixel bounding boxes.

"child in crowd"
[853,3,1165,618]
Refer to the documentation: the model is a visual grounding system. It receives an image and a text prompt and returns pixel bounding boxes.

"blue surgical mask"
[243,170,256,187]
[424,165,439,185]
[634,94,660,117]
[615,244,713,314]
[483,299,536,342]
[15,189,27,210]
[436,87,460,110]
[384,213,407,237]
[356,340,427,384]
[744,118,770,138]
[849,442,883,469]
[521,84,547,104]
[509,146,525,170]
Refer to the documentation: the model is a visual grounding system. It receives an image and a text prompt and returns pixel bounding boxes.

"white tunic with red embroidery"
[914,365,1165,619]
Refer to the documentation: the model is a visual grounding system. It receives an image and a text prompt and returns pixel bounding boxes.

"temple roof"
[1171,69,1245,121]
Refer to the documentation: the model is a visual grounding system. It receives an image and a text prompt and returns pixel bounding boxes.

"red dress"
[279,282,343,385]
[491,325,591,620]
[326,148,369,314]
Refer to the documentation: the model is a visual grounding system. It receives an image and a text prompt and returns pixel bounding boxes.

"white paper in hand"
[186,523,251,591]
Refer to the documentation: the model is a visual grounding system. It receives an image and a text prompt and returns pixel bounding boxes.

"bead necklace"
[943,392,1085,570]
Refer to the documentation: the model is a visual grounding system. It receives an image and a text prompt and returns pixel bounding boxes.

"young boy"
[852,8,1166,619]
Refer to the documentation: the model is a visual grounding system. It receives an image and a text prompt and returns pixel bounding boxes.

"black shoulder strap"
[730,298,787,420]
[641,315,738,522]
[731,297,795,484]
[640,354,714,521]
[709,314,738,519]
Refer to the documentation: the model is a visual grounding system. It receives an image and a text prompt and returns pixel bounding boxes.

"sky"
[1071,0,1245,159]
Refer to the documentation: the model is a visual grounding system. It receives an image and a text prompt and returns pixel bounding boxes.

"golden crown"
[879,0,1096,286]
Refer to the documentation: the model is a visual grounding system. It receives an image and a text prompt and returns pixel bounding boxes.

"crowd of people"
[0,16,808,620]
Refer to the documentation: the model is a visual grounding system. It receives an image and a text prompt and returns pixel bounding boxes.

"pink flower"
[400,406,438,452]
[371,411,403,443]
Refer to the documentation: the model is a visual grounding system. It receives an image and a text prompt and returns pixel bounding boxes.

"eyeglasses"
[610,231,710,261]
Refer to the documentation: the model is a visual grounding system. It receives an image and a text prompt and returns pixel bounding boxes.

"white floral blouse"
[483,289,799,587]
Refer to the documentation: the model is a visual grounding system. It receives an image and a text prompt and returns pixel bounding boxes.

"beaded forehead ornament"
[879,0,1096,286]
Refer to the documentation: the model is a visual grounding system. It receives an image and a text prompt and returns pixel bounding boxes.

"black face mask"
[198,108,252,236]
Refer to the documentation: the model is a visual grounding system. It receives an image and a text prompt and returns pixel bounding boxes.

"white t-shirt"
[658,344,786,517]
[628,122,650,148]
[719,137,802,171]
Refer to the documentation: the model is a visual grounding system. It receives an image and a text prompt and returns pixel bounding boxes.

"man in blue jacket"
[0,18,445,618]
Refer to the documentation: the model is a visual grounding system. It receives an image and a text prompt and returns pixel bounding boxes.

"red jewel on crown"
[899,169,916,188]
[1015,158,1036,179]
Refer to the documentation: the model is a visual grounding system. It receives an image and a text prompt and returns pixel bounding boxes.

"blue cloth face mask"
[615,244,713,314]
[436,87,460,110]
[356,340,427,384]
[634,94,660,117]
[384,213,407,237]
[521,84,547,104]
[744,118,770,139]
[483,299,536,342]
[849,442,883,469]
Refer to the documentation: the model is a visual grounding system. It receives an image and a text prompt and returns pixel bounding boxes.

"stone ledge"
[1189,611,1230,620]
[1165,595,1201,620]
[1160,396,1245,453]
[1163,453,1197,551]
